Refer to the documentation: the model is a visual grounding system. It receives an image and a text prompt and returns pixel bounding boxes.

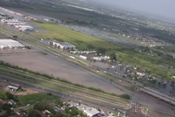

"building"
[79,55,87,60]
[8,100,17,105]
[0,39,25,49]
[52,42,76,50]
[91,56,110,61]
[83,107,100,117]
[7,84,20,91]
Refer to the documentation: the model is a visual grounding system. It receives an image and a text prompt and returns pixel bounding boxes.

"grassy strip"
[18,93,58,106]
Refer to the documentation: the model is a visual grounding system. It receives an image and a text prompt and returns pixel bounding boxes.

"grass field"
[31,22,119,51]
[18,93,58,105]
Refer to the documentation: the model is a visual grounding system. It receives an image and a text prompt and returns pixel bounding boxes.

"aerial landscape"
[0,0,175,117]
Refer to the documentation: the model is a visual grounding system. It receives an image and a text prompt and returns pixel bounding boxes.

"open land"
[0,0,175,117]
[0,49,124,94]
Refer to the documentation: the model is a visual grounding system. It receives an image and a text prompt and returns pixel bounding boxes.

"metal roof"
[0,39,24,48]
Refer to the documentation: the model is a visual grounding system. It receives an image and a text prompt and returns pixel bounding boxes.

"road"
[0,75,125,115]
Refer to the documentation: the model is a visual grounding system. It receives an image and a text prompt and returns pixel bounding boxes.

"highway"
[0,75,126,115]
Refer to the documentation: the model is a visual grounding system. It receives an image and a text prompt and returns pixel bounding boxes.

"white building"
[0,39,25,49]
[79,55,87,60]
[52,42,76,50]
[83,107,100,117]
[7,85,19,91]
[136,72,145,77]
[92,56,110,61]
[70,50,96,54]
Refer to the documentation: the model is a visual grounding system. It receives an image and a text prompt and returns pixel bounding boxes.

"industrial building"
[52,41,76,50]
[0,39,25,49]
[0,19,33,32]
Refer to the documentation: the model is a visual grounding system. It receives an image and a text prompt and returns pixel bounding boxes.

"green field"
[31,22,119,51]
[18,93,58,105]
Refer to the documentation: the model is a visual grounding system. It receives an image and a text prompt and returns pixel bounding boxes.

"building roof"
[9,100,17,105]
[0,39,24,48]
[59,42,76,47]
[83,107,100,117]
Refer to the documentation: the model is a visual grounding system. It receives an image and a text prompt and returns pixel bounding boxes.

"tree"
[5,92,14,100]
[110,52,117,61]
[97,48,106,55]
[56,98,63,107]
[34,102,47,111]
[28,109,41,117]
[6,108,11,115]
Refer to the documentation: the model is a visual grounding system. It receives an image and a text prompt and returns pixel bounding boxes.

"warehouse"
[52,42,76,50]
[0,39,24,49]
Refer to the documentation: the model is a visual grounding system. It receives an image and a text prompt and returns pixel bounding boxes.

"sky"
[96,0,175,20]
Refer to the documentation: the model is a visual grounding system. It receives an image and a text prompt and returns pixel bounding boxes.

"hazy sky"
[97,0,175,20]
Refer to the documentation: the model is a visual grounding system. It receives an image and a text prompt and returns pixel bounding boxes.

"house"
[136,72,145,77]
[42,110,51,115]
[8,100,17,105]
[53,106,61,112]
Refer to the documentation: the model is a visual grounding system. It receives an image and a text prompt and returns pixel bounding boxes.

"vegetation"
[52,107,88,117]
[28,109,41,117]
[118,94,131,100]
[18,93,58,105]
[31,22,118,50]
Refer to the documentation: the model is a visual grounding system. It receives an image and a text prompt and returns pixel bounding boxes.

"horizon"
[91,0,175,20]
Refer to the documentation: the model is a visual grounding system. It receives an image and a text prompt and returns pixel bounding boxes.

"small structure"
[79,55,87,60]
[53,106,61,112]
[52,42,76,50]
[136,72,145,77]
[83,107,100,117]
[91,56,110,61]
[70,50,96,54]
[42,110,51,115]
[8,100,17,105]
[7,84,20,91]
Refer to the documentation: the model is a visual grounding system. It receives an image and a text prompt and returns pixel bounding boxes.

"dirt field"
[0,51,124,95]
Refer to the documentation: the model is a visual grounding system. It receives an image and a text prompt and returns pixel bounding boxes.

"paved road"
[0,75,125,115]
